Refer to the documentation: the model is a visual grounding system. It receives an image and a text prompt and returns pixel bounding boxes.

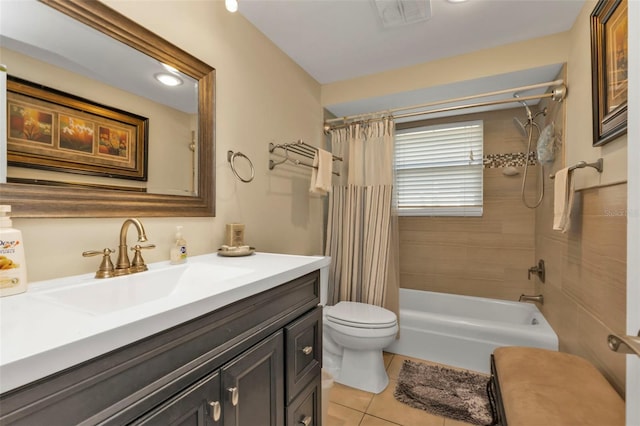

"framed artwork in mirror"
[7,76,148,180]
[590,0,627,146]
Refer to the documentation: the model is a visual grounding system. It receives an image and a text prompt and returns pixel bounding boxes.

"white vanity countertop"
[0,252,330,393]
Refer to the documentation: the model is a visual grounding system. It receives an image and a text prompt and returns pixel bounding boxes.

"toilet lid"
[325,301,397,329]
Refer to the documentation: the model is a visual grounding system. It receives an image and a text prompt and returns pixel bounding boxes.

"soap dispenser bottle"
[170,226,187,264]
[0,205,28,297]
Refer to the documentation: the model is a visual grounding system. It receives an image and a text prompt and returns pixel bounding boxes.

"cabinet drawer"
[285,306,322,403]
[286,377,320,426]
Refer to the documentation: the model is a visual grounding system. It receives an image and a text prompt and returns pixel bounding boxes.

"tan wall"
[11,1,325,282]
[566,1,627,189]
[399,108,538,300]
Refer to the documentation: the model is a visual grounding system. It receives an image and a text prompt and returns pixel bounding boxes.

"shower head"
[513,117,529,138]
[513,115,541,139]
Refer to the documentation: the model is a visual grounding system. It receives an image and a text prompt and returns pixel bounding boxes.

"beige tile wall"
[398,108,540,301]
[533,85,627,395]
[535,183,627,395]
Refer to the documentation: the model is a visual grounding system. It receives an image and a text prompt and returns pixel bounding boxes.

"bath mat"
[394,360,492,425]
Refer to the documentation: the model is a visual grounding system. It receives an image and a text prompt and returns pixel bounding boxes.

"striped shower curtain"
[325,118,399,316]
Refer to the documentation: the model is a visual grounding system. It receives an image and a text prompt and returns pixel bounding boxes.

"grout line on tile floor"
[359,413,403,426]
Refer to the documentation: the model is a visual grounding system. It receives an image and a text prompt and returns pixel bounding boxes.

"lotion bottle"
[0,205,28,297]
[170,226,187,264]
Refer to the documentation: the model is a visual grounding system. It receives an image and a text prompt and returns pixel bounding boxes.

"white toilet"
[320,269,398,394]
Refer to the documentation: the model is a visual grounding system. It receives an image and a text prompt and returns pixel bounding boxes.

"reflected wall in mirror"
[0,0,215,217]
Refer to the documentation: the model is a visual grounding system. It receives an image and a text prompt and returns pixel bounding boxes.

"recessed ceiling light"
[447,0,469,3]
[154,73,183,87]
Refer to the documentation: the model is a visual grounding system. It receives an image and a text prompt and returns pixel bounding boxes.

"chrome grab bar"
[607,331,640,357]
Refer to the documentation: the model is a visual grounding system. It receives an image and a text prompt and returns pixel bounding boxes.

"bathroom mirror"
[0,0,215,217]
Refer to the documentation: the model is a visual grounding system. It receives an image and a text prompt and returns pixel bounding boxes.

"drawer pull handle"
[228,386,239,406]
[300,415,312,426]
[302,346,313,355]
[208,401,221,421]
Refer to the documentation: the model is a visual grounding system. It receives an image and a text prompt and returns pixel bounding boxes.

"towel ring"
[228,150,255,183]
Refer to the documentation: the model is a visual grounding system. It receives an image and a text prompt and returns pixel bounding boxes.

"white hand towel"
[309,148,332,195]
[553,167,575,233]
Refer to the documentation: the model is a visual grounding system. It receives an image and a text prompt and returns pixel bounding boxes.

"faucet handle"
[83,248,116,279]
[130,244,156,273]
[527,259,546,283]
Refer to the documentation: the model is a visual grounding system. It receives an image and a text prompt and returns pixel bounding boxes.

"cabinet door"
[222,331,284,426]
[133,371,222,426]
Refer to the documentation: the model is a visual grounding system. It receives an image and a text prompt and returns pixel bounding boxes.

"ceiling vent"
[373,0,432,28]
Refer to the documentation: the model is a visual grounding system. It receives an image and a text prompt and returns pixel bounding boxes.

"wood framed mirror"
[0,0,215,217]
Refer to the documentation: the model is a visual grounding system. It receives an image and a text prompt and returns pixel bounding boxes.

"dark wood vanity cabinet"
[135,331,285,426]
[0,271,323,426]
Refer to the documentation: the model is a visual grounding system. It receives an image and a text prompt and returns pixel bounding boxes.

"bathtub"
[384,289,558,373]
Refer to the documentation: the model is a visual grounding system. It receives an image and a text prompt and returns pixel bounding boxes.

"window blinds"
[395,120,483,216]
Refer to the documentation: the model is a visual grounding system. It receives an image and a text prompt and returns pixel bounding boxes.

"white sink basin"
[34,263,252,315]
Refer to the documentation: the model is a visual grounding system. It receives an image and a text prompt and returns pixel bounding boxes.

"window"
[395,120,483,216]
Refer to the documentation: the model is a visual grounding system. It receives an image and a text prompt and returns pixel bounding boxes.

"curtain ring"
[227,150,255,183]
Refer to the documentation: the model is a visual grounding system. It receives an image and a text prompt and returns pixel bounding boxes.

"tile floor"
[325,353,476,426]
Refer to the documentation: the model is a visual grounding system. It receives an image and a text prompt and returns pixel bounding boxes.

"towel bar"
[550,158,603,179]
[268,140,341,175]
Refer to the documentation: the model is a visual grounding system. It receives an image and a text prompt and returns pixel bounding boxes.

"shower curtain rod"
[324,79,565,129]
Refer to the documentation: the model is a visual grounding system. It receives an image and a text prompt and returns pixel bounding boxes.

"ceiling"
[239,0,586,120]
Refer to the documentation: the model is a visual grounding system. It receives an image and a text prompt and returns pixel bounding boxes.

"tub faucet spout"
[519,294,544,305]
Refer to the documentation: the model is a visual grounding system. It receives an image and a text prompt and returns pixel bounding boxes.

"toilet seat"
[325,301,397,329]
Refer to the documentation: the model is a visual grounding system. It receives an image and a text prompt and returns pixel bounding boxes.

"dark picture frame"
[590,0,628,146]
[7,76,149,180]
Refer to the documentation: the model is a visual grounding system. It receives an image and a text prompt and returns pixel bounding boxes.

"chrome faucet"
[115,218,149,276]
[519,294,544,305]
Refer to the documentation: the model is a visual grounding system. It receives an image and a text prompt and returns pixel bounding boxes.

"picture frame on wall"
[6,76,149,180]
[590,0,628,147]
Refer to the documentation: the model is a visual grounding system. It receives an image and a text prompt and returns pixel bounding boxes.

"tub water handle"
[528,259,545,283]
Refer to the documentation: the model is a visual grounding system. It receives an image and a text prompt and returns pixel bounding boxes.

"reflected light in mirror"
[155,73,184,87]
[226,0,238,13]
